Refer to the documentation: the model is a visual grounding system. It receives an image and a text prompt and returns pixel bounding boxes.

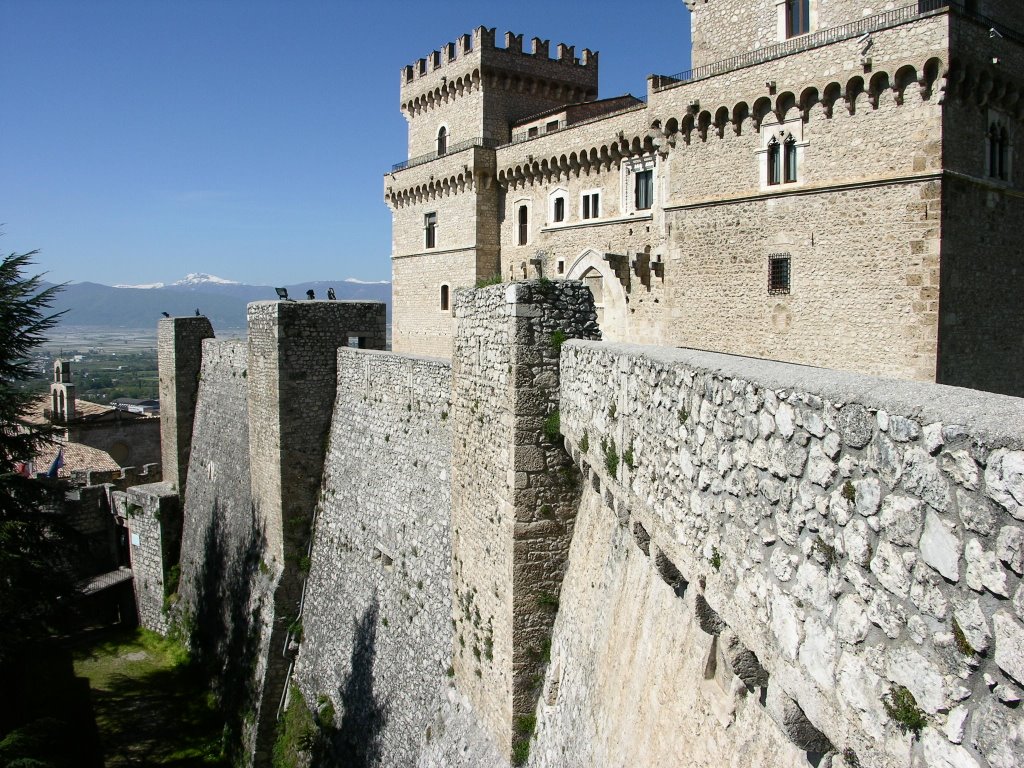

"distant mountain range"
[43,273,392,330]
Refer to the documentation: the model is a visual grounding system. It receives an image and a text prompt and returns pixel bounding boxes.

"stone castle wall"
[114,482,181,634]
[174,339,272,761]
[165,286,1024,767]
[556,340,1024,768]
[295,348,453,767]
[158,316,215,493]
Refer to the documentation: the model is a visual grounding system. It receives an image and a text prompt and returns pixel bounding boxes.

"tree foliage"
[0,250,72,665]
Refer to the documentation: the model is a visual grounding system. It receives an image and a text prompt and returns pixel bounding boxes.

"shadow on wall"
[186,501,267,763]
[317,600,389,767]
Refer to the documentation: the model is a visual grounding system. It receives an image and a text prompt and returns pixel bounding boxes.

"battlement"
[400,26,597,90]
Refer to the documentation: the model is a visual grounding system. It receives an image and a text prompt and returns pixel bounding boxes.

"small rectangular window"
[769,253,791,295]
[517,204,529,245]
[528,126,539,138]
[553,197,565,222]
[424,212,437,249]
[635,170,653,210]
[546,120,560,133]
[582,192,600,220]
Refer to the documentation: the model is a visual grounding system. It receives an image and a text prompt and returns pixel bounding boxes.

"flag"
[46,448,65,478]
[13,461,31,477]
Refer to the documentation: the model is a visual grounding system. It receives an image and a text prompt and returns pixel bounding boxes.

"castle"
[118,2,1024,767]
[387,0,1024,398]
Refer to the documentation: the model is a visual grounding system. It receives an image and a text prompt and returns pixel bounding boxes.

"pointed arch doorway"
[565,249,627,341]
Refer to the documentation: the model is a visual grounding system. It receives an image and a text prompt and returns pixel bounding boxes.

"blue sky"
[1,1,692,286]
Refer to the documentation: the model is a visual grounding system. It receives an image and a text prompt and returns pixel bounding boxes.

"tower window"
[440,284,450,311]
[553,196,565,223]
[786,0,810,37]
[767,134,798,186]
[767,138,782,186]
[784,136,798,183]
[517,204,529,245]
[437,126,447,156]
[424,212,437,249]
[988,121,1011,181]
[769,253,791,295]
[582,191,600,220]
[635,170,654,210]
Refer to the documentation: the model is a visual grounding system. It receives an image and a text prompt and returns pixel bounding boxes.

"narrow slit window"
[769,253,791,295]
[424,212,437,249]
[440,284,450,311]
[517,204,529,245]
[437,126,447,156]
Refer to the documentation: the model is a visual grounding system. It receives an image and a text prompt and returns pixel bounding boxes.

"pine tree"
[0,250,70,664]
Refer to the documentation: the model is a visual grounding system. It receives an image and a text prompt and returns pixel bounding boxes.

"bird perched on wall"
[327,287,336,301]
[161,311,170,318]
[306,289,315,300]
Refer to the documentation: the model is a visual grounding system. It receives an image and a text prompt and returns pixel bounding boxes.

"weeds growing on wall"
[883,685,927,736]
[602,438,619,476]
[475,275,502,288]
[952,617,976,657]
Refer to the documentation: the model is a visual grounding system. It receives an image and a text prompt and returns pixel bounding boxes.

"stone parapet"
[559,340,1024,767]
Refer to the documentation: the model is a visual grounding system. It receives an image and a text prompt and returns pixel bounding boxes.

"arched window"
[999,126,1010,180]
[989,123,1000,178]
[440,284,450,311]
[784,135,798,183]
[437,126,447,156]
[517,204,529,245]
[988,121,1011,181]
[786,0,810,37]
[767,137,782,186]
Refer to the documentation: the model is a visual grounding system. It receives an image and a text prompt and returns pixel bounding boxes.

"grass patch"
[73,627,227,767]
[476,275,502,288]
[272,685,317,768]
[543,411,561,443]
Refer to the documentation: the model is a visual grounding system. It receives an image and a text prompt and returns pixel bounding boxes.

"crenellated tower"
[386,27,599,359]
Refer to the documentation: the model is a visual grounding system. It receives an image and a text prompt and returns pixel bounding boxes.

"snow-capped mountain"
[115,273,240,289]
[44,275,392,330]
[173,272,240,286]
